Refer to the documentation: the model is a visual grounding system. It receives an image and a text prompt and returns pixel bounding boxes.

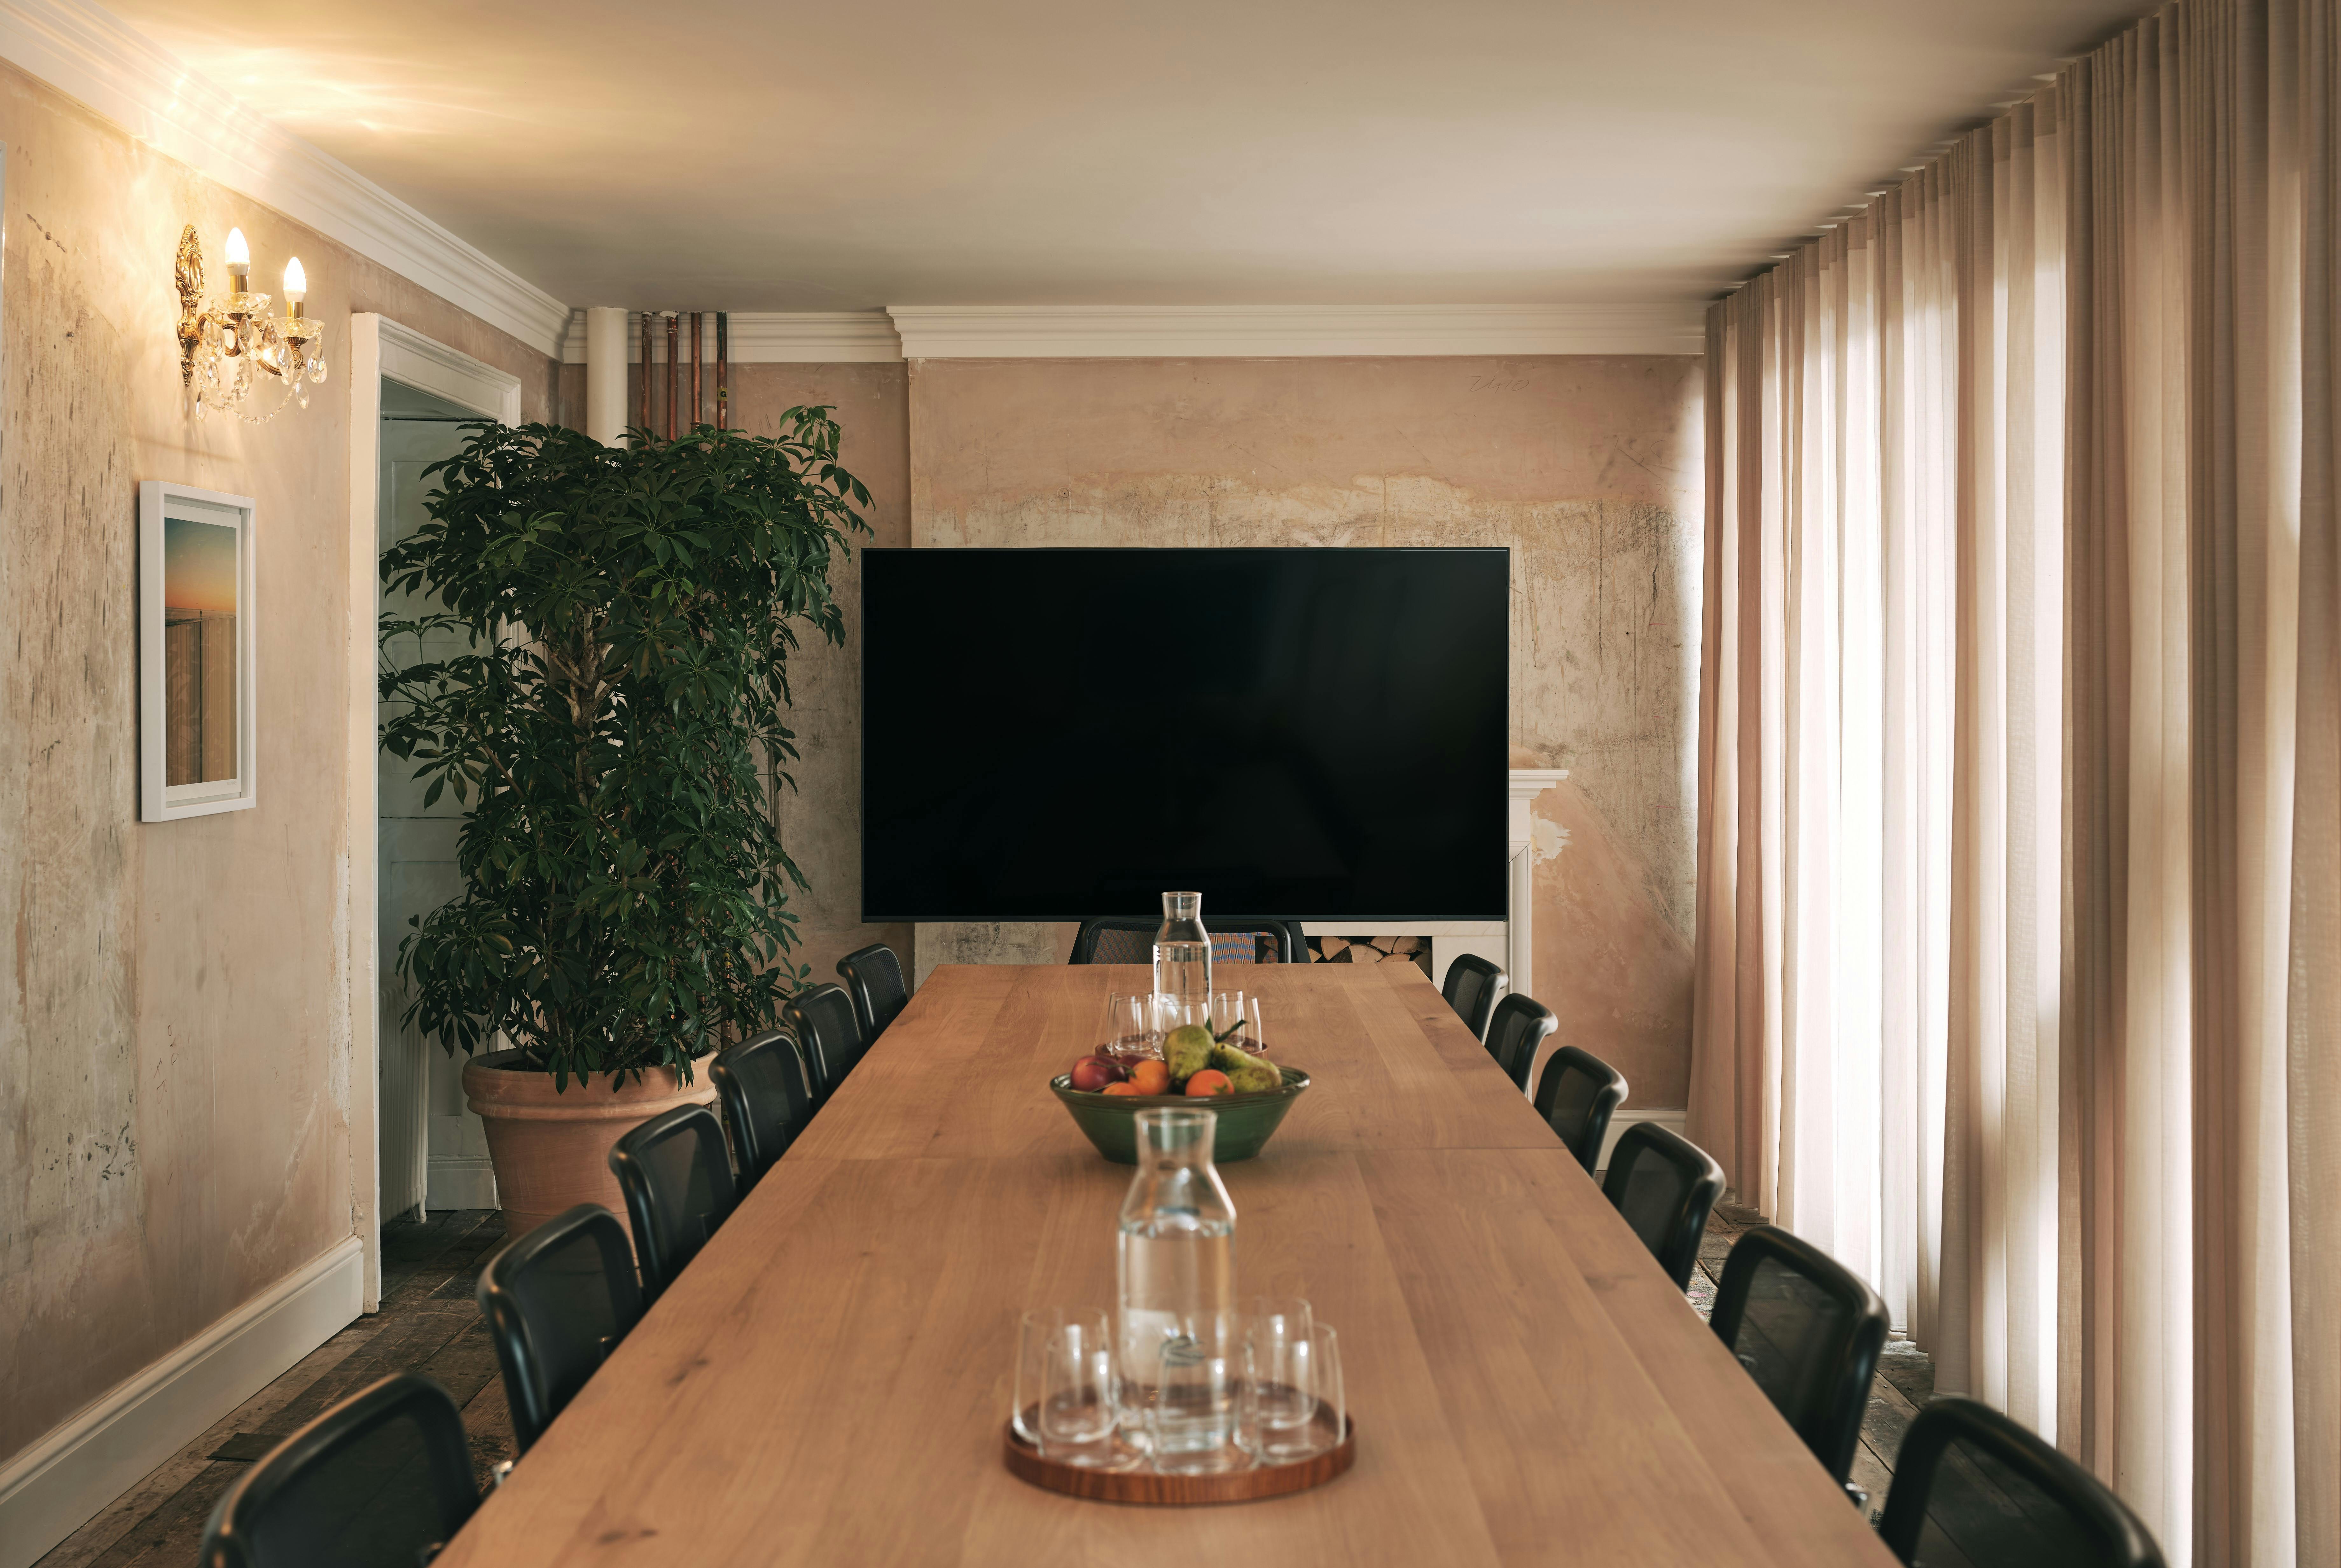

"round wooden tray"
[1001,1410,1356,1505]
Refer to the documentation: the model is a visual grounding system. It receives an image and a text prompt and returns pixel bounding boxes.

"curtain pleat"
[1691,0,2337,1561]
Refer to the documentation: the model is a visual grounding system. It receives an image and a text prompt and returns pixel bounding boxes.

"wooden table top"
[437,963,1897,1567]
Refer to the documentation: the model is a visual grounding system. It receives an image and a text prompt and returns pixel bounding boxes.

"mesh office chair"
[1532,1045,1628,1173]
[1601,1122,1726,1289]
[1878,1398,2166,1567]
[709,1028,814,1190]
[837,943,909,1044]
[200,1373,479,1568]
[1440,953,1506,1041]
[608,1103,738,1304]
[781,983,865,1106]
[1484,993,1558,1093]
[1709,1225,1889,1487]
[475,1204,645,1453]
[1070,916,1307,965]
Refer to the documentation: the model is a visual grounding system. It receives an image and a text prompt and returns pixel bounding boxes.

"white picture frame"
[140,479,258,821]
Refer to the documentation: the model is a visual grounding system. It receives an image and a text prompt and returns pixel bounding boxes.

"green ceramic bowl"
[1050,1067,1312,1164]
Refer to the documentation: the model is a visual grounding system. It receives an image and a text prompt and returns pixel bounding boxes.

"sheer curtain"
[1691,1,2338,1562]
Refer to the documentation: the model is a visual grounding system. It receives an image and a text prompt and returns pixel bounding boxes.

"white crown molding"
[886,304,1706,358]
[0,0,571,357]
[559,309,905,364]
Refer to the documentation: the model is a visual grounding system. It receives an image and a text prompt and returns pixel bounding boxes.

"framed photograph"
[140,480,257,821]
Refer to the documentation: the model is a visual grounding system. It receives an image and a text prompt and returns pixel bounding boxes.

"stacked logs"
[1307,935,1434,978]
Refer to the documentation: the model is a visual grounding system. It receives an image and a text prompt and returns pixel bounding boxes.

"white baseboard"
[0,1236,363,1568]
[425,1155,498,1211]
[1595,1107,1687,1175]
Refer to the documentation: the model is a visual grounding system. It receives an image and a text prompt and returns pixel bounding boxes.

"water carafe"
[1116,1107,1236,1447]
[1152,890,1212,1012]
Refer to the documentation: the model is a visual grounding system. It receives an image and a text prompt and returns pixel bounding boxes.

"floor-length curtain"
[1691,0,2337,1562]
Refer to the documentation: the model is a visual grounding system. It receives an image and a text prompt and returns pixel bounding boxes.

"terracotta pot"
[462,1047,716,1243]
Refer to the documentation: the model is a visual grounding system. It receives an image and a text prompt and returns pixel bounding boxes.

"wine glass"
[1100,991,1161,1061]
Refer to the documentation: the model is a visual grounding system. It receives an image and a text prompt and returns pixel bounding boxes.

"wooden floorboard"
[37,1188,1937,1563]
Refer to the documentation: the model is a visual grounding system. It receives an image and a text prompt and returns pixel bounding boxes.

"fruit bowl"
[1049,1068,1311,1164]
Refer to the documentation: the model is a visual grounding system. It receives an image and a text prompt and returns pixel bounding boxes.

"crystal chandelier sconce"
[175,225,328,422]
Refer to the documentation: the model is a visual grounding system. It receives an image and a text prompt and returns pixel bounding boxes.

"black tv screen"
[859,547,1508,921]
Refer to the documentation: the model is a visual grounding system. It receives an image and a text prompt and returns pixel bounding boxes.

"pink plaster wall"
[909,356,1700,1106]
[0,60,559,1467]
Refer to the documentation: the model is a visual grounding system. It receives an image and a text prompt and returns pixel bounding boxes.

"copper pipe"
[716,312,729,431]
[665,313,679,441]
[636,311,652,435]
[691,311,703,431]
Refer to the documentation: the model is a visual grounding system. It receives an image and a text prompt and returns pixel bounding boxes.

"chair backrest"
[709,1028,814,1190]
[1532,1045,1629,1173]
[200,1373,478,1568]
[836,943,909,1044]
[1069,916,1307,965]
[1440,953,1506,1040]
[607,1103,738,1303]
[1708,1225,1889,1484]
[1878,1397,2166,1567]
[781,983,865,1104]
[1601,1122,1726,1289]
[1483,992,1557,1092]
[475,1204,644,1453]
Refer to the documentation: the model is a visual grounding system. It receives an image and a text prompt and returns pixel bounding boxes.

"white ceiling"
[110,0,2144,312]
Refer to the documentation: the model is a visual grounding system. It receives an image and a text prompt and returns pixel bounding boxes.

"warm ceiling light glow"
[224,227,250,267]
[282,257,306,302]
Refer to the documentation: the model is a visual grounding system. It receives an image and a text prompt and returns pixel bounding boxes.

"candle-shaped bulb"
[283,257,306,303]
[224,226,251,293]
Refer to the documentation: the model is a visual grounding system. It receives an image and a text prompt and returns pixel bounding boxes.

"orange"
[1128,1060,1172,1096]
[1184,1069,1233,1097]
[1101,1081,1144,1096]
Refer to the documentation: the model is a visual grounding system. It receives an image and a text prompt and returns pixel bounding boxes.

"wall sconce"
[175,224,328,422]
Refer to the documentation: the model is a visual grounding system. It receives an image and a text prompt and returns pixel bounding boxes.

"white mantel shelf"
[1505,770,1568,1002]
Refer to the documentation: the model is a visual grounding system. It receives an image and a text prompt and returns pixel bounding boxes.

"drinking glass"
[1240,1297,1316,1461]
[1100,991,1161,1061]
[1241,995,1268,1055]
[1036,1317,1124,1467]
[1206,989,1247,1047]
[1149,1313,1252,1474]
[1014,1307,1110,1445]
[1301,1322,1346,1459]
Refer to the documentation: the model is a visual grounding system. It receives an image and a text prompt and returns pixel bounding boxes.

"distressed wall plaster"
[0,59,557,1467]
[908,355,1699,1104]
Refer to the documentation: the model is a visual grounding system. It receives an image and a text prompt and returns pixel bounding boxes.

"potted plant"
[380,412,870,1238]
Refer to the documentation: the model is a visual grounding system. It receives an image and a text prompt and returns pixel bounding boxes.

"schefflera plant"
[380,411,871,1087]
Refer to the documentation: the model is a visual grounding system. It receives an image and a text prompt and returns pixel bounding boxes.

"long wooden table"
[438,964,1897,1566]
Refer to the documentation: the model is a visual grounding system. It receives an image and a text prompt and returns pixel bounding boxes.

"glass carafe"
[1116,1107,1236,1442]
[1152,891,1212,1013]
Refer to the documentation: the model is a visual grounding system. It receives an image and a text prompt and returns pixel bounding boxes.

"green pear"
[1164,1024,1215,1082]
[1209,1044,1282,1093]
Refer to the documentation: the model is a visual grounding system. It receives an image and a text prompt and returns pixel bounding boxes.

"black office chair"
[199,1373,479,1568]
[1484,992,1558,1093]
[608,1103,737,1304]
[709,1028,814,1190]
[1602,1122,1726,1289]
[1709,1225,1888,1487]
[1069,916,1308,965]
[1441,953,1506,1041]
[1878,1397,2166,1567]
[475,1204,643,1453]
[1533,1045,1628,1173]
[781,983,865,1105]
[837,943,909,1044]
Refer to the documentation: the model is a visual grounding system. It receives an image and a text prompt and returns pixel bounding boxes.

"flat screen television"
[859,547,1508,922]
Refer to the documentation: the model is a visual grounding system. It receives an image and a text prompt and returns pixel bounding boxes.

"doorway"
[377,378,485,1221]
[346,315,522,1306]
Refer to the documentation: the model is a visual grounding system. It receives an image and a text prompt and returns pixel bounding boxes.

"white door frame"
[347,316,521,1309]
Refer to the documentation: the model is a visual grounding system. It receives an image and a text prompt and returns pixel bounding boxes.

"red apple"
[1070,1054,1128,1092]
